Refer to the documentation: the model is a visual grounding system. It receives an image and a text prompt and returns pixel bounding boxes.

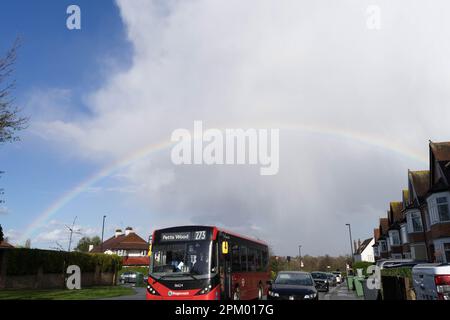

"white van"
[412,263,450,300]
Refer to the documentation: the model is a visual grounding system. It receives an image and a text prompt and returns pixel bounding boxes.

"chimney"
[115,229,123,238]
[88,244,94,252]
[125,227,134,236]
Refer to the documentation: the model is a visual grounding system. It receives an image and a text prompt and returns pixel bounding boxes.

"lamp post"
[298,245,302,269]
[345,223,354,262]
[101,215,106,252]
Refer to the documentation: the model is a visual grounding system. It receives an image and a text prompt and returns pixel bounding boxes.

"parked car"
[326,273,337,286]
[120,271,141,284]
[311,271,330,292]
[413,263,450,300]
[267,271,318,300]
[332,271,342,284]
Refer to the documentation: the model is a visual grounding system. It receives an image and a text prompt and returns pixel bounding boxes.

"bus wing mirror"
[222,241,229,254]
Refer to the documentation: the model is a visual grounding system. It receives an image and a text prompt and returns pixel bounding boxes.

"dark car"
[311,271,329,292]
[326,273,337,286]
[267,271,318,300]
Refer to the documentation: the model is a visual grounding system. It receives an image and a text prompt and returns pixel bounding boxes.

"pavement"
[320,282,363,300]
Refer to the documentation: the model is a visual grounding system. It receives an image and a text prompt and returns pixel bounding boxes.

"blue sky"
[1,1,447,256]
[0,0,139,248]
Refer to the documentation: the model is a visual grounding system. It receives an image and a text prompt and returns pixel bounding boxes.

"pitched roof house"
[354,238,375,262]
[0,240,14,248]
[91,227,150,266]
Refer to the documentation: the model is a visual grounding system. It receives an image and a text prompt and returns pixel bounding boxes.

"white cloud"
[0,206,8,215]
[30,0,450,255]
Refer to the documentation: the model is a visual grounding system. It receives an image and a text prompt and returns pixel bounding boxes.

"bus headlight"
[268,290,279,297]
[196,284,212,295]
[147,284,160,296]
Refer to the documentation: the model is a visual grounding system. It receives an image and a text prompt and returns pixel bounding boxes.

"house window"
[373,246,379,257]
[389,231,401,246]
[437,197,450,222]
[404,252,411,259]
[400,225,408,244]
[407,212,423,233]
[380,240,387,252]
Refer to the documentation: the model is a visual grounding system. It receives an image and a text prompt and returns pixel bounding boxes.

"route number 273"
[194,231,206,240]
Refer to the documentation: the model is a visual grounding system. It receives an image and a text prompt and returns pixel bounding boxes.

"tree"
[0,39,27,143]
[1,39,28,204]
[24,239,31,248]
[0,224,4,242]
[75,236,101,253]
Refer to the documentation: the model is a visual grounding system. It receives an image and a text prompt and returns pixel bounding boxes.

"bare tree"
[0,39,27,143]
[1,39,28,204]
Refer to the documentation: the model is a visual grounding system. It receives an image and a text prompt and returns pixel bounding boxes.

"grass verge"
[0,286,135,300]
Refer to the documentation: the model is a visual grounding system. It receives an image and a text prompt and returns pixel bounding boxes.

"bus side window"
[262,249,268,271]
[231,244,240,272]
[255,249,262,271]
[240,246,248,272]
[247,248,256,271]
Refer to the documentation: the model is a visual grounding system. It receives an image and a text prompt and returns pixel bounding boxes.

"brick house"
[387,201,404,259]
[372,141,450,263]
[374,218,389,259]
[425,142,450,263]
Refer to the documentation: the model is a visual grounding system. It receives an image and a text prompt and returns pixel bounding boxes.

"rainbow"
[19,122,428,243]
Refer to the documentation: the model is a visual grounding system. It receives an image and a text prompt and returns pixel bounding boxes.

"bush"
[352,261,374,276]
[2,248,122,276]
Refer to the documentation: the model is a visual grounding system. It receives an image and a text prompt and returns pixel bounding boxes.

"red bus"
[146,225,270,300]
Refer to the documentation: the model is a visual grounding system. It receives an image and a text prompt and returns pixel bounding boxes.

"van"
[412,263,450,300]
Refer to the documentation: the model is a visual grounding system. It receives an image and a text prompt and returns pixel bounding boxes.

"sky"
[1,0,449,256]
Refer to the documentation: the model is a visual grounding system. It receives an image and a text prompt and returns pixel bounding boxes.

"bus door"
[220,237,232,299]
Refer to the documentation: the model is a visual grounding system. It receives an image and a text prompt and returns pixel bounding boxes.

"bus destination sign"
[160,230,208,242]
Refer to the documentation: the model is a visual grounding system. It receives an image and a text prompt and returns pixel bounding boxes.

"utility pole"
[66,216,81,252]
[345,223,354,263]
[101,215,106,252]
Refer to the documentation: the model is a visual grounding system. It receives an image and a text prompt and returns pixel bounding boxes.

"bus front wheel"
[258,285,264,300]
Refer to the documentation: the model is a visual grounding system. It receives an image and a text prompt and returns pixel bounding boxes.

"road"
[104,282,361,300]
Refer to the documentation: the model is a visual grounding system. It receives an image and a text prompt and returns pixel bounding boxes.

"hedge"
[381,267,412,279]
[352,261,374,276]
[1,248,122,276]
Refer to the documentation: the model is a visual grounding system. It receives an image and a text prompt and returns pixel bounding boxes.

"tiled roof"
[380,218,389,234]
[122,256,150,266]
[430,142,450,162]
[373,228,380,241]
[0,241,14,248]
[409,170,430,201]
[91,232,148,253]
[390,201,403,223]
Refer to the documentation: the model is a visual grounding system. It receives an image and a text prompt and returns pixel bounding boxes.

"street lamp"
[101,215,106,252]
[298,245,302,270]
[345,223,354,262]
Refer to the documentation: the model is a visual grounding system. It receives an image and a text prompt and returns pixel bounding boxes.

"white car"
[332,272,342,284]
[413,263,450,300]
